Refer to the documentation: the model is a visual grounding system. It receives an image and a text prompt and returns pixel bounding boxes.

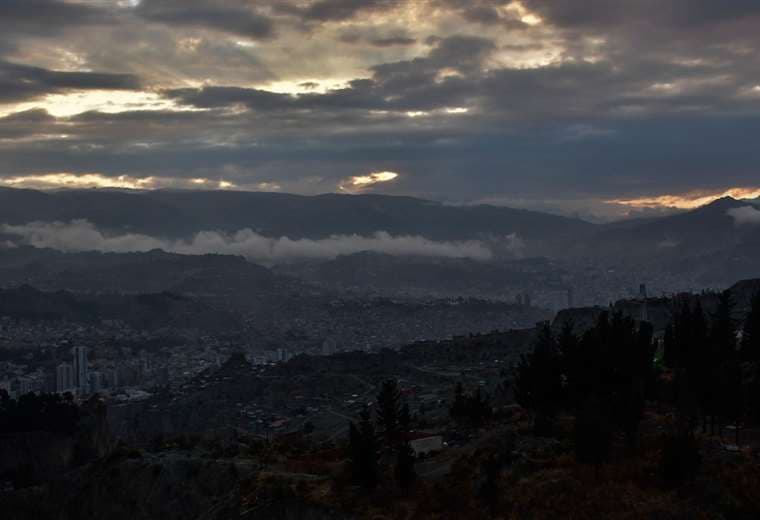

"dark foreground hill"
[0,246,279,295]
[0,285,241,332]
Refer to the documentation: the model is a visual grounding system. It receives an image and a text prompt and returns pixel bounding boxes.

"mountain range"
[0,187,591,245]
[0,187,759,291]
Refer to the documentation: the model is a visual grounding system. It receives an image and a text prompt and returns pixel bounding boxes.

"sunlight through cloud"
[607,187,760,209]
[3,91,201,118]
[339,171,399,192]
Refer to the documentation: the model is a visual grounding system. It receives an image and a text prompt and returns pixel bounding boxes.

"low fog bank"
[0,220,527,263]
[728,206,760,225]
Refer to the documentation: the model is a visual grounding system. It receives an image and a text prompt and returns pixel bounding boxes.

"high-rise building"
[16,377,35,396]
[56,363,74,393]
[639,283,649,322]
[72,346,89,393]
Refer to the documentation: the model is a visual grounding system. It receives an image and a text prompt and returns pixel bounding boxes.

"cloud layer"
[0,220,497,262]
[2,1,760,213]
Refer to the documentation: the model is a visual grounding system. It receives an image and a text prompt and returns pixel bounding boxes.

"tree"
[707,290,738,433]
[471,386,493,427]
[741,292,760,362]
[394,439,416,491]
[719,360,744,445]
[478,455,502,518]
[0,392,80,435]
[663,323,676,369]
[348,421,363,483]
[399,402,411,433]
[711,290,737,362]
[514,323,562,424]
[348,407,379,488]
[450,383,492,426]
[661,433,701,485]
[742,292,760,420]
[574,397,611,480]
[376,379,402,449]
[513,353,534,413]
[558,320,579,399]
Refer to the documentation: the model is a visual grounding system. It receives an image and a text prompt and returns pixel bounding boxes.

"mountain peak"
[695,196,744,212]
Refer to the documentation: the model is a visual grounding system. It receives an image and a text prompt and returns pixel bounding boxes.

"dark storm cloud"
[4,105,760,205]
[0,0,111,32]
[283,0,398,22]
[0,0,113,55]
[523,0,760,29]
[164,35,495,113]
[0,61,141,103]
[164,30,757,121]
[434,0,527,27]
[369,36,417,47]
[338,31,416,46]
[0,109,58,139]
[135,0,275,39]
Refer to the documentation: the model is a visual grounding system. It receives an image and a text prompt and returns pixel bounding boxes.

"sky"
[1,1,760,221]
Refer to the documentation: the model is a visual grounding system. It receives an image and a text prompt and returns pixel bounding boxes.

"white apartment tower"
[56,363,74,393]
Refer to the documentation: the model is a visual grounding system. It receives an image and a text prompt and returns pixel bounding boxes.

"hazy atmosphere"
[3,3,760,520]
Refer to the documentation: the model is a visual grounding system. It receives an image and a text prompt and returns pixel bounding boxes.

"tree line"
[514,289,760,481]
[0,390,80,435]
[347,379,416,490]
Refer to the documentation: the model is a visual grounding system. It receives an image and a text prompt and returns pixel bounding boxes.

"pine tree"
[558,321,580,406]
[399,402,411,433]
[514,323,562,423]
[357,407,379,488]
[348,421,363,483]
[376,379,401,449]
[711,290,737,362]
[741,292,760,420]
[741,292,760,362]
[719,359,744,445]
[663,323,676,368]
[673,298,694,368]
[574,397,611,480]
[478,455,502,517]
[707,291,738,433]
[450,381,469,420]
[471,386,493,427]
[513,353,534,413]
[395,439,416,490]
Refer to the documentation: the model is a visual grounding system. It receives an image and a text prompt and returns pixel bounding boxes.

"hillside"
[0,285,241,332]
[0,188,593,247]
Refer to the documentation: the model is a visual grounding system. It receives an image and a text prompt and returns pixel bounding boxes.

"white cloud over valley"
[0,220,499,263]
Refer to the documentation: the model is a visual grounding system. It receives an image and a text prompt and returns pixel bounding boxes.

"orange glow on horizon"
[608,187,760,209]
